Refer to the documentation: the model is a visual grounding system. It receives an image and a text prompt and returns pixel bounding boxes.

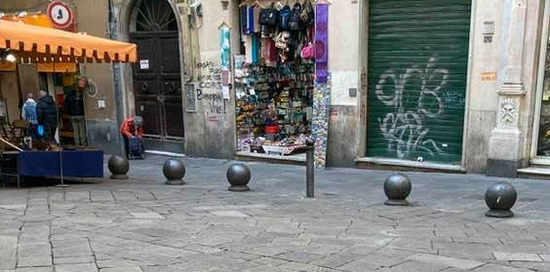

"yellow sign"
[481,72,497,82]
[2,14,54,28]
[37,63,77,73]
[0,62,16,71]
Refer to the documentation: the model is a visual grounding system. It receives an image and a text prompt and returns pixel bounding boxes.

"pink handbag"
[301,43,315,60]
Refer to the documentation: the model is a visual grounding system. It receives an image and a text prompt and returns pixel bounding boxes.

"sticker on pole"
[47,1,74,29]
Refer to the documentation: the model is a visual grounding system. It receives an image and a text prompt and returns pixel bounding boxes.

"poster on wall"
[219,22,231,100]
[219,23,231,70]
[185,83,198,113]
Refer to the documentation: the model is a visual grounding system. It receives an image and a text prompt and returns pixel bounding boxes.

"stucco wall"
[183,0,237,159]
[0,72,21,123]
[326,0,362,167]
[462,0,502,173]
[76,0,121,153]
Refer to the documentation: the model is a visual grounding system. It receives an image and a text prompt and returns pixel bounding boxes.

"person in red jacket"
[120,116,144,159]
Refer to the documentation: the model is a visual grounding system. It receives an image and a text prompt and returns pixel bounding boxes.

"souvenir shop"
[235,0,316,159]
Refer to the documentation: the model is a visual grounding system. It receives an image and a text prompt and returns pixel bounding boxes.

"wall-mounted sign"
[140,60,149,70]
[483,21,495,35]
[97,99,106,109]
[481,72,497,82]
[483,21,494,44]
[185,83,198,113]
[86,79,98,97]
[47,1,74,29]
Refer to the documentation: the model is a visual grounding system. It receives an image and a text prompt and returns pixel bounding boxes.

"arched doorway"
[129,0,184,152]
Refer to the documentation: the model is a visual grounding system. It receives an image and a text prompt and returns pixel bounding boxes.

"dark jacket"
[37,95,58,128]
[65,92,85,116]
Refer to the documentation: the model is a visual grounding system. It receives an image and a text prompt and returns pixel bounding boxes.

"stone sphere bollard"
[384,173,412,206]
[108,155,129,180]
[227,164,251,192]
[485,182,517,218]
[163,159,186,185]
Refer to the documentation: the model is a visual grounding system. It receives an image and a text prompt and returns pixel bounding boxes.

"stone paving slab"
[2,156,550,271]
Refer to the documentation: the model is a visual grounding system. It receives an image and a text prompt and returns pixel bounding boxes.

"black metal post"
[305,139,315,198]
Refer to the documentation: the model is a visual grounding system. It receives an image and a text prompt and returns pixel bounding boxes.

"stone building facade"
[3,0,550,178]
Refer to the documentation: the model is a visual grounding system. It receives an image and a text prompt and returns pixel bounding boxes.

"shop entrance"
[366,0,472,164]
[129,0,184,152]
[234,0,316,161]
[533,0,550,161]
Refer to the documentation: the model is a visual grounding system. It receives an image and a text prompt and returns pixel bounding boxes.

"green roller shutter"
[366,0,471,164]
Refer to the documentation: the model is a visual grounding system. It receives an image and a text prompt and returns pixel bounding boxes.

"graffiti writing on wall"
[196,61,227,115]
[375,56,450,160]
[360,72,368,122]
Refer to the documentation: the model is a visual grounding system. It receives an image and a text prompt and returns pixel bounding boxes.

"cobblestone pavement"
[2,156,550,271]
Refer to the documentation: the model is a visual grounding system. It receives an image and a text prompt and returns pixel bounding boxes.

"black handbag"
[259,3,280,26]
[289,3,303,31]
[301,0,315,26]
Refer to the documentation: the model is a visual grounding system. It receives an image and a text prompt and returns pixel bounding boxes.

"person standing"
[65,89,87,146]
[36,90,58,143]
[21,93,38,137]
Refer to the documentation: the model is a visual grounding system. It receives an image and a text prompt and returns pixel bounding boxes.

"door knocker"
[141,82,149,93]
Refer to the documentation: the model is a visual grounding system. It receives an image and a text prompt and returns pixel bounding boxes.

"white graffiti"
[376,56,448,160]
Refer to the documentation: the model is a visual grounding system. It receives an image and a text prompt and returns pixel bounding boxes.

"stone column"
[487,0,527,177]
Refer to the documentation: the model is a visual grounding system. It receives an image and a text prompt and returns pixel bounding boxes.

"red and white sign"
[47,1,74,29]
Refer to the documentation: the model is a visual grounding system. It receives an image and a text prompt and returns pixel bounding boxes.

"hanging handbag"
[279,5,292,30]
[289,3,303,31]
[300,43,315,60]
[300,24,314,60]
[259,3,280,26]
[301,0,315,26]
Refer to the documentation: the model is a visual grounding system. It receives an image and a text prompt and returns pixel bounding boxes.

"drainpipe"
[108,0,126,155]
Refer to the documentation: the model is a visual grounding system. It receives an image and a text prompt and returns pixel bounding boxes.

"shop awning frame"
[0,20,137,63]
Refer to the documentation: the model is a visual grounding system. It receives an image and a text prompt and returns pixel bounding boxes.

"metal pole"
[54,59,68,187]
[306,139,315,198]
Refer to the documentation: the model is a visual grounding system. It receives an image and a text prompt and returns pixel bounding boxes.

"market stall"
[0,19,137,186]
[235,0,316,160]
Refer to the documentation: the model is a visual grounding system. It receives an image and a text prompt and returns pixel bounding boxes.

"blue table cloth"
[18,150,104,177]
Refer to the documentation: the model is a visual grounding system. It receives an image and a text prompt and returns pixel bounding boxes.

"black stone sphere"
[163,159,186,185]
[227,164,251,192]
[108,155,129,180]
[384,173,412,206]
[485,182,517,218]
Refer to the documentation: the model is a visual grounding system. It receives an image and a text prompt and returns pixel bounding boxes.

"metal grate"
[134,0,177,32]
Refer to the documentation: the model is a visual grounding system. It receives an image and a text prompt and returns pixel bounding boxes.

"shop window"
[538,43,550,156]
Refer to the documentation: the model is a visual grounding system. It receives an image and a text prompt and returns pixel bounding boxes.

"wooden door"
[130,0,183,140]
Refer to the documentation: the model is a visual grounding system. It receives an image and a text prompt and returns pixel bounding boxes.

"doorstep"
[234,152,306,166]
[517,166,550,179]
[145,150,186,158]
[356,157,466,173]
[517,157,550,179]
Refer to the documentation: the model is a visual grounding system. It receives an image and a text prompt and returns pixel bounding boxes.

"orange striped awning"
[0,20,137,63]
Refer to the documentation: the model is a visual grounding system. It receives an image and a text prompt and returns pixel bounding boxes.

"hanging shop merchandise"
[235,1,316,156]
